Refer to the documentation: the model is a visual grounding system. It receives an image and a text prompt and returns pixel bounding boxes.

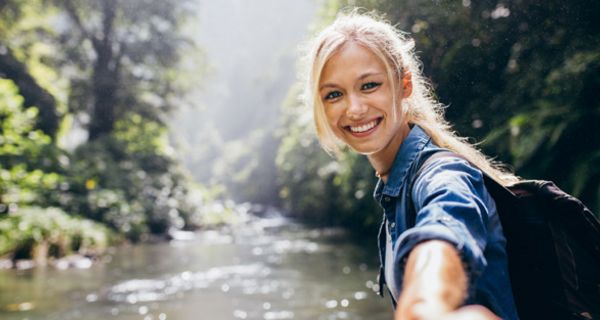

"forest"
[1,0,598,261]
[0,0,213,261]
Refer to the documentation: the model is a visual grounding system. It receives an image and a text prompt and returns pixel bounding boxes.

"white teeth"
[350,119,378,133]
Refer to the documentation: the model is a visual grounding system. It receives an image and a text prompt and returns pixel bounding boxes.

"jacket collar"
[374,124,431,198]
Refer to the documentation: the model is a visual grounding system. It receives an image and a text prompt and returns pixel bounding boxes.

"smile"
[345,117,382,135]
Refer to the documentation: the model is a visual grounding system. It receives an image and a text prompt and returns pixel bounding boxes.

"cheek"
[324,107,341,127]
[377,95,399,119]
[324,109,348,140]
[375,85,395,108]
[378,92,395,108]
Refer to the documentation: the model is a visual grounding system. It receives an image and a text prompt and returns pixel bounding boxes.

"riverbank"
[0,201,274,270]
[0,206,116,269]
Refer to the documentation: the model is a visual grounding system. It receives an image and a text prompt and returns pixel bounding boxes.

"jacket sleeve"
[394,156,495,285]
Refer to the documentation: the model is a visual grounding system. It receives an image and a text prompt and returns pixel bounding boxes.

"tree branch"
[61,0,92,40]
[0,45,60,138]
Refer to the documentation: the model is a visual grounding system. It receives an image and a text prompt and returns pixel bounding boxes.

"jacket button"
[390,222,396,229]
[384,196,391,202]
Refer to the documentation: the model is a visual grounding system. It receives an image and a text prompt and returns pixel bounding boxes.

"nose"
[346,94,367,120]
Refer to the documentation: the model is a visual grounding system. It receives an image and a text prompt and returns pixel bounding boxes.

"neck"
[368,122,411,183]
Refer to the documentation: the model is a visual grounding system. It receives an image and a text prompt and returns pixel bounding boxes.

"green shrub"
[0,206,114,259]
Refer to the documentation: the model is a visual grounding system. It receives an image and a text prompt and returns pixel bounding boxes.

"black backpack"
[416,152,600,320]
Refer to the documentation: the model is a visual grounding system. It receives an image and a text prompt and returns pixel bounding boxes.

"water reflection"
[0,212,391,320]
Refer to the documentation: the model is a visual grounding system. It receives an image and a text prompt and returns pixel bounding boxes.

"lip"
[344,117,383,138]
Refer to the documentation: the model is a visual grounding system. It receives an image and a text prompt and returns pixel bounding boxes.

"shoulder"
[412,152,487,201]
[418,153,483,184]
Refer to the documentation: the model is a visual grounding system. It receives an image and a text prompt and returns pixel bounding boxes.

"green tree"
[0,0,62,138]
[61,113,196,238]
[0,79,64,209]
[1,0,206,243]
[53,0,196,140]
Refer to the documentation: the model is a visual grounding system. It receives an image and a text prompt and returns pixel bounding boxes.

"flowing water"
[0,213,392,320]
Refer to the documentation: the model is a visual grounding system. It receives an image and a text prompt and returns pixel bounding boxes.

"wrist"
[396,241,468,319]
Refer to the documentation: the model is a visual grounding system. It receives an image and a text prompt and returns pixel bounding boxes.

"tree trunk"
[87,0,119,141]
[88,44,119,141]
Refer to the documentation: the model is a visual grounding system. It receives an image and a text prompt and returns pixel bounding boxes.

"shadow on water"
[0,209,392,320]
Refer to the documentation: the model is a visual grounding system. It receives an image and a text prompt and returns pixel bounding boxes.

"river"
[0,212,392,320]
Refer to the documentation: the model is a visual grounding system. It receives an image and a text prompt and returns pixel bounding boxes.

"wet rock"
[0,259,13,269]
[167,228,196,241]
[51,255,93,270]
[15,260,35,270]
[3,301,34,312]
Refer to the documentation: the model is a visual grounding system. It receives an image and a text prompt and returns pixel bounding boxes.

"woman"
[303,12,520,320]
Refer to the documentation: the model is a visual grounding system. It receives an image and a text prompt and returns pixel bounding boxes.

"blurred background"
[0,0,598,319]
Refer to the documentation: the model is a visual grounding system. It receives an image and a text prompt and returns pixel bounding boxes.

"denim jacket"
[373,125,519,320]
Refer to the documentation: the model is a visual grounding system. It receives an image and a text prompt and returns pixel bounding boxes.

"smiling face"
[318,41,411,158]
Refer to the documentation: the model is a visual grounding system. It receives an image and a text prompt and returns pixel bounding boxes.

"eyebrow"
[319,72,384,91]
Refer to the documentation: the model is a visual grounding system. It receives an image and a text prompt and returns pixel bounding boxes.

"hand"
[395,241,468,320]
[393,240,502,320]
[438,305,501,320]
[395,297,453,320]
[395,304,500,320]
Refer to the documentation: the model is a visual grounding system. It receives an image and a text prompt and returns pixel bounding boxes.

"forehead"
[320,41,387,84]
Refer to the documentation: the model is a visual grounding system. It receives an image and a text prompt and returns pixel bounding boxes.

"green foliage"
[489,50,600,211]
[53,0,198,137]
[0,0,209,256]
[58,113,197,239]
[0,0,65,136]
[0,80,50,159]
[0,79,63,208]
[210,129,282,205]
[0,207,114,258]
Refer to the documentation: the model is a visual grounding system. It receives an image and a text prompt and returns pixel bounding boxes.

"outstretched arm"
[395,240,499,320]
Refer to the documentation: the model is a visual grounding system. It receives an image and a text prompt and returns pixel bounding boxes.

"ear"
[401,71,413,98]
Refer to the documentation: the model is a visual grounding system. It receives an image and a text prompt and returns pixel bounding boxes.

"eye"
[361,82,382,91]
[324,90,342,101]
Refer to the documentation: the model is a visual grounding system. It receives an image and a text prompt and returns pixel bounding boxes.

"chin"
[348,144,379,155]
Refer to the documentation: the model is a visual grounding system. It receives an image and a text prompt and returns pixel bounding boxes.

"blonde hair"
[303,11,518,185]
